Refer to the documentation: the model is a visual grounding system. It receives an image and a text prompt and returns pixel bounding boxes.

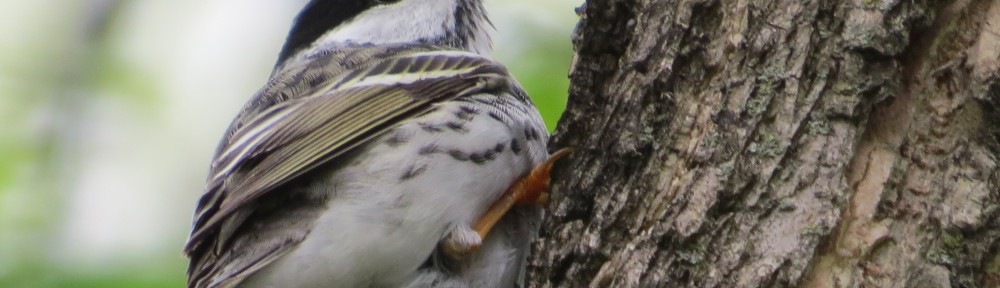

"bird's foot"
[442,224,482,259]
[443,148,573,259]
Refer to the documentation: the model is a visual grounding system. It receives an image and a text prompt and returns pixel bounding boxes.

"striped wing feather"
[185,47,509,287]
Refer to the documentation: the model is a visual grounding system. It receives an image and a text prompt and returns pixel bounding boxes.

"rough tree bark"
[526,0,1000,287]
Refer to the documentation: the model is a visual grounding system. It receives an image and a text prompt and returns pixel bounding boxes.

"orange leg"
[442,148,573,258]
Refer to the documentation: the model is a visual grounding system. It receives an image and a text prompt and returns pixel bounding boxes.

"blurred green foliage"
[1,256,186,288]
[510,28,572,132]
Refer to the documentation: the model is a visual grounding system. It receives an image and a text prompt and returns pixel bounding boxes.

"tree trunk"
[526,0,1000,287]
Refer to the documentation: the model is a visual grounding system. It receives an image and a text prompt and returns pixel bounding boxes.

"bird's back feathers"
[185,45,526,288]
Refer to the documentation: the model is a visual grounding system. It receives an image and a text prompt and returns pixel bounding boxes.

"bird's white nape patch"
[309,0,492,55]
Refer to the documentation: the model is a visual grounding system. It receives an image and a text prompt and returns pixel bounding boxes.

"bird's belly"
[242,100,547,288]
[242,197,439,288]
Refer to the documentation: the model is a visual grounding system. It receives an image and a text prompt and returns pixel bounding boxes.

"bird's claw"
[511,148,573,206]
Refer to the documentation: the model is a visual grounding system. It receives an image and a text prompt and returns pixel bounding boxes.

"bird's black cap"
[276,0,403,65]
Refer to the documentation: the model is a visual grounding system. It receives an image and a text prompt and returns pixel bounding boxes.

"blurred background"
[0,0,578,287]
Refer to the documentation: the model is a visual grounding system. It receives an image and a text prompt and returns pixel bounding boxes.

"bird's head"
[276,0,492,66]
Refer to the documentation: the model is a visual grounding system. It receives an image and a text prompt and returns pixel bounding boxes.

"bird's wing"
[184,47,510,288]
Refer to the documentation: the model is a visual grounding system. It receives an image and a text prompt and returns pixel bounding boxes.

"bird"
[183,0,569,287]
